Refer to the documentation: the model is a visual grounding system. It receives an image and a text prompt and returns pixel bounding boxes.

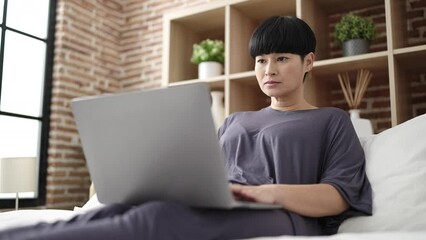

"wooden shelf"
[229,71,255,81]
[393,45,426,71]
[313,51,389,76]
[163,0,426,127]
[168,76,226,90]
[315,0,384,14]
[231,0,296,21]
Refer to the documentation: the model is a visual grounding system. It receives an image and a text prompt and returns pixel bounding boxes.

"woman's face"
[254,52,312,99]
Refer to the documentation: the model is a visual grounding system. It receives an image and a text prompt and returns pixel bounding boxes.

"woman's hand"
[230,184,276,205]
[230,183,349,217]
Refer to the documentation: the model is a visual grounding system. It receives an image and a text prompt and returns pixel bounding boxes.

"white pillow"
[73,194,104,213]
[339,113,426,232]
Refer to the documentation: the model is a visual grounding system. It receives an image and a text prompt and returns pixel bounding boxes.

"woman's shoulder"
[219,110,258,136]
[221,109,266,128]
[316,107,347,115]
[314,107,350,121]
[226,108,267,119]
[299,107,352,132]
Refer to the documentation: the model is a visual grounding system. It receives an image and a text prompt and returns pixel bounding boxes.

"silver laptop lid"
[71,83,235,208]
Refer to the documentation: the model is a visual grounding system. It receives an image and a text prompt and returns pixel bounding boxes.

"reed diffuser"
[337,69,374,137]
[338,69,373,110]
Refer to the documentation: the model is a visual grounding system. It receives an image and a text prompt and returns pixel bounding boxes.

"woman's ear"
[304,52,315,72]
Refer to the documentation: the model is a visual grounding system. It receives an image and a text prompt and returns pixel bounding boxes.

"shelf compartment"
[229,0,297,74]
[299,0,387,61]
[308,67,392,133]
[388,0,426,49]
[164,7,226,84]
[391,48,426,124]
[309,52,389,116]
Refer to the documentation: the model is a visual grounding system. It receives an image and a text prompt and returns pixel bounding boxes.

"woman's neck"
[270,97,316,112]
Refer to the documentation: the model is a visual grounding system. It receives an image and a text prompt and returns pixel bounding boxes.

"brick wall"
[48,0,124,209]
[47,0,425,209]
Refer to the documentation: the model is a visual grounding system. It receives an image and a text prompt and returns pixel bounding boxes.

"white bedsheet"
[0,209,79,231]
[0,194,104,231]
[1,198,426,240]
[247,232,426,240]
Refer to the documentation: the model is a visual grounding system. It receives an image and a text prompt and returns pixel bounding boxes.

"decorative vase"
[198,61,222,79]
[343,39,369,56]
[349,109,374,138]
[210,91,225,130]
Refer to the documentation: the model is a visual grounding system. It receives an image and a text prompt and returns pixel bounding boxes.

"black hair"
[249,16,316,60]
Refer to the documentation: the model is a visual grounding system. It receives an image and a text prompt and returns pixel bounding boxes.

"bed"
[1,113,426,239]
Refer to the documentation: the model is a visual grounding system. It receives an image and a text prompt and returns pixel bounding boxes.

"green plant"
[334,13,376,45]
[190,39,225,65]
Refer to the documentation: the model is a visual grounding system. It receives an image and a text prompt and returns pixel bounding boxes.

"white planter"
[210,91,225,130]
[198,61,222,79]
[349,109,374,138]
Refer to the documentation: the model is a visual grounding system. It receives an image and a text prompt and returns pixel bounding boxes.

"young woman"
[0,16,371,240]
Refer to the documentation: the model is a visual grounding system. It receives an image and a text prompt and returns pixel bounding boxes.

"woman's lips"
[264,80,280,85]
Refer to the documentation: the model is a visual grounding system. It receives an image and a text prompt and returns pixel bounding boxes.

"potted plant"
[334,13,376,57]
[190,39,225,79]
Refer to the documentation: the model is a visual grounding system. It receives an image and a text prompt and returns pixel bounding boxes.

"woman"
[0,16,371,240]
[222,15,371,235]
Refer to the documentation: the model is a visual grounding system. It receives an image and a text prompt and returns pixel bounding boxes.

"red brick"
[412,95,426,104]
[411,0,426,8]
[407,9,425,18]
[68,188,90,194]
[416,107,426,116]
[47,189,66,195]
[376,121,392,131]
[48,161,86,168]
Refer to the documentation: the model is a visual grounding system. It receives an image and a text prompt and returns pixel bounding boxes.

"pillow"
[73,194,104,213]
[339,113,426,232]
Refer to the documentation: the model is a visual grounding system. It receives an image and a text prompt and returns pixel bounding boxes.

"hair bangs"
[249,16,316,59]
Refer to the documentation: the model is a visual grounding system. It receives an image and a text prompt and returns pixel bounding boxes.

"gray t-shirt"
[218,107,372,234]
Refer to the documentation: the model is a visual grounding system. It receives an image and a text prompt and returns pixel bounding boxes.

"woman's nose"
[265,63,277,76]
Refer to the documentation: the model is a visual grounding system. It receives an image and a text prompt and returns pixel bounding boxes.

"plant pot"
[342,39,369,57]
[198,61,222,79]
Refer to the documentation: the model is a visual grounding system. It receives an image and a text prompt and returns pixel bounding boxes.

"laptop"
[71,82,280,209]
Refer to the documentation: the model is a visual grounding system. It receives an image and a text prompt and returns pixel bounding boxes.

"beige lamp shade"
[0,157,37,193]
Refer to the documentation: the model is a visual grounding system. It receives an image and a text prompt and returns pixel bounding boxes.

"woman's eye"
[277,56,287,62]
[256,59,266,64]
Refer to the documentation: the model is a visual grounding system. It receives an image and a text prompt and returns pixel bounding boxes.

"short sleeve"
[319,111,372,233]
[217,113,235,138]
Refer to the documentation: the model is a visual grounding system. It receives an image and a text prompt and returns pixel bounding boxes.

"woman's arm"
[230,183,349,217]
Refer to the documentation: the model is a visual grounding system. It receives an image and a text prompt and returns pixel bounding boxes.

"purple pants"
[0,201,301,240]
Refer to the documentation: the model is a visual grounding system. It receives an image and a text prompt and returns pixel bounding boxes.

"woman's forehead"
[255,53,297,57]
